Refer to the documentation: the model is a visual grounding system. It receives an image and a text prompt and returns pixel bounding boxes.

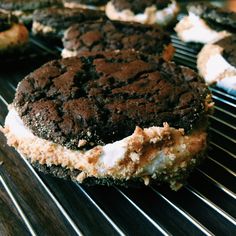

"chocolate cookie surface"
[111,0,171,14]
[62,20,173,59]
[32,7,105,39]
[14,50,210,150]
[0,0,62,11]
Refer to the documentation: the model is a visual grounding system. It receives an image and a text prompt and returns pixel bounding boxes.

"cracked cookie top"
[63,19,171,56]
[14,50,211,150]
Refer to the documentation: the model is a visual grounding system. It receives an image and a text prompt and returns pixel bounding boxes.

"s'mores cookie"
[105,0,179,27]
[175,2,235,44]
[0,0,62,24]
[62,19,174,60]
[0,10,29,53]
[197,35,236,96]
[32,7,105,40]
[63,0,109,10]
[2,50,213,190]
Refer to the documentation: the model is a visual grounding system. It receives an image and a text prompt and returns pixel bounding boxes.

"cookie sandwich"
[2,50,213,190]
[32,6,105,40]
[197,35,236,96]
[175,2,235,44]
[105,0,179,27]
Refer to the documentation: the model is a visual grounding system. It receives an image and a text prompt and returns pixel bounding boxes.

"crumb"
[78,139,87,147]
[142,176,150,185]
[76,172,87,182]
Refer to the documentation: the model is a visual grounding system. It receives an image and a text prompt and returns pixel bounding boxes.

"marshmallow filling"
[2,107,208,189]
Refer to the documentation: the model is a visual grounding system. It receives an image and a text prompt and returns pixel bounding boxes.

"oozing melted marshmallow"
[175,13,230,44]
[197,43,236,95]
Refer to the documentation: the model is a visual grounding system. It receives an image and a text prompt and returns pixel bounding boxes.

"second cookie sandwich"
[32,6,105,40]
[62,19,174,60]
[105,0,179,27]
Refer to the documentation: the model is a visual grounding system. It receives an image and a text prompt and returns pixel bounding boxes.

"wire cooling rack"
[0,34,235,236]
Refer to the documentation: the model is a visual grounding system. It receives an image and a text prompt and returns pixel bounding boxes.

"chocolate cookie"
[32,158,204,188]
[14,50,210,149]
[0,10,29,52]
[105,0,179,26]
[3,50,213,190]
[63,0,109,10]
[32,7,105,40]
[62,19,174,60]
